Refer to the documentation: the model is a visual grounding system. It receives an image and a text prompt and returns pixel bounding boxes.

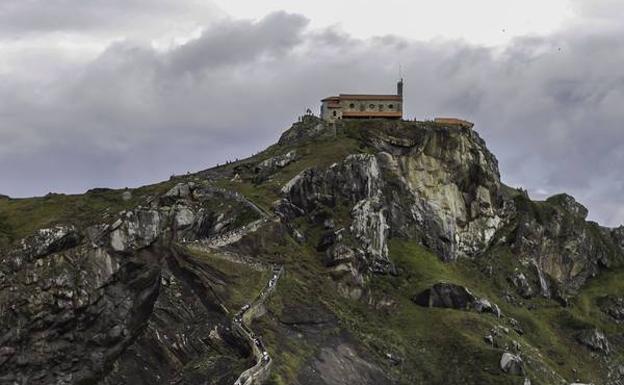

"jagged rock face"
[280,124,505,276]
[508,194,623,298]
[0,239,160,384]
[368,126,504,261]
[576,329,610,355]
[16,225,82,259]
[0,181,262,385]
[102,252,245,385]
[110,209,164,252]
[279,153,391,297]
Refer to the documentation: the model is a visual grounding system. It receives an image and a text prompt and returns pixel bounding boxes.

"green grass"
[0,181,175,245]
[183,246,270,312]
[214,132,362,214]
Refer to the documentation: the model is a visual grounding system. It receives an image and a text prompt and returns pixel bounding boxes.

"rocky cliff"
[1,116,623,385]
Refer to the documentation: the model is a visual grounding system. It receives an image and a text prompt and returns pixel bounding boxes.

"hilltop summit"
[1,117,623,385]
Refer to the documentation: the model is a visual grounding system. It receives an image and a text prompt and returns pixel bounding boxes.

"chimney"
[397,78,404,98]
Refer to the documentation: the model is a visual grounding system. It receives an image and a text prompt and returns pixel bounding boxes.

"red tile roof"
[339,94,402,101]
[321,94,402,102]
[434,118,474,128]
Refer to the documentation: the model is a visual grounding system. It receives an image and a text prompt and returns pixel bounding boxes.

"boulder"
[121,190,133,201]
[413,283,476,310]
[255,150,297,174]
[162,182,195,203]
[473,298,502,318]
[500,352,524,375]
[174,206,195,229]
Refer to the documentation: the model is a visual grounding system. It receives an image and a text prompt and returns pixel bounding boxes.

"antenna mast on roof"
[397,64,404,97]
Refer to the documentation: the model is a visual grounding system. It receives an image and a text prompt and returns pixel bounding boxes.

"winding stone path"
[232,265,284,385]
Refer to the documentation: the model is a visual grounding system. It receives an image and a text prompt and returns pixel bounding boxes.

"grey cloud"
[0,0,220,36]
[171,12,309,71]
[0,11,623,227]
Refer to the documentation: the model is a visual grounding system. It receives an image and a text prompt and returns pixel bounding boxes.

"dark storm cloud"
[1,10,623,227]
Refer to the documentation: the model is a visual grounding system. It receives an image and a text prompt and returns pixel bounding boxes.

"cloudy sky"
[0,0,623,227]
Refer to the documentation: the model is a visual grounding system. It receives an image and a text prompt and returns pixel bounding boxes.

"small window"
[349,103,355,109]
[369,104,375,109]
[388,104,394,109]
[333,111,337,117]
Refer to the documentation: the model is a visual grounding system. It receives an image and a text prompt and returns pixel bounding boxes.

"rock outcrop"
[500,352,524,375]
[413,282,501,316]
[2,118,624,385]
[413,283,476,310]
[505,193,624,299]
[576,329,610,355]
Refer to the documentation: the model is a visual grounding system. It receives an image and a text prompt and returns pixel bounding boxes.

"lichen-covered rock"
[163,182,195,200]
[17,225,82,259]
[364,124,504,261]
[500,352,524,375]
[174,205,195,229]
[576,328,610,354]
[109,209,163,252]
[350,196,391,273]
[255,150,297,173]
